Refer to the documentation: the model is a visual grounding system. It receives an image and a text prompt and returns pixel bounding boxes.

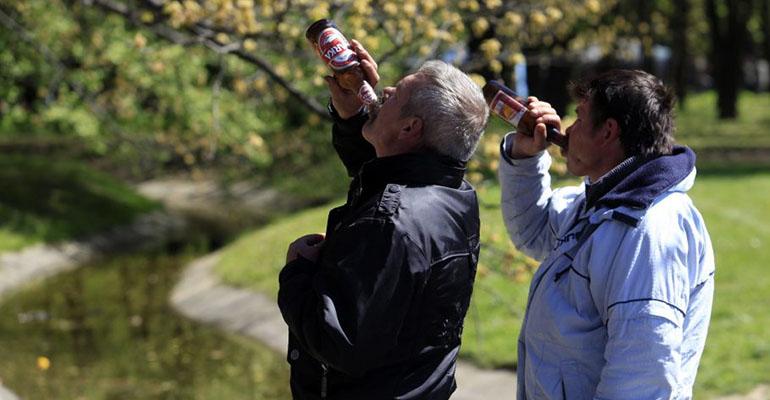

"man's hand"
[326,39,380,119]
[509,97,563,159]
[286,233,326,264]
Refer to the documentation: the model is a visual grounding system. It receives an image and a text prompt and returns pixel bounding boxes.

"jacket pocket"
[560,361,596,400]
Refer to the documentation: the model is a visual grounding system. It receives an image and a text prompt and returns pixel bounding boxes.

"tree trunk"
[638,1,655,73]
[526,58,572,116]
[671,0,690,107]
[706,0,751,119]
[760,0,770,61]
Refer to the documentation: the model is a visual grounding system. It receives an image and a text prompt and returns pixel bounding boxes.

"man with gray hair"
[278,40,489,400]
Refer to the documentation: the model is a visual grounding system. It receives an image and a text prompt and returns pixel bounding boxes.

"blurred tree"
[0,0,281,177]
[758,0,770,62]
[671,0,691,106]
[2,0,624,180]
[6,0,756,182]
[705,0,753,118]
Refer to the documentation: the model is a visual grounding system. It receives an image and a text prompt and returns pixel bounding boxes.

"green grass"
[688,169,770,397]
[675,91,770,149]
[0,155,158,252]
[216,203,334,294]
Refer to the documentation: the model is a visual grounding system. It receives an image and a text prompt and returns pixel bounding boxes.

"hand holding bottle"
[509,97,563,159]
[325,40,380,119]
[306,19,379,119]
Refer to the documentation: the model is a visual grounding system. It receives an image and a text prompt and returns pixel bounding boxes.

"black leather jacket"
[278,108,480,399]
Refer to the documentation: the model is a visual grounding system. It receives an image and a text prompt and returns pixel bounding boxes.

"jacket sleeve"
[329,104,376,177]
[497,133,582,261]
[585,217,707,399]
[594,315,683,399]
[277,218,425,376]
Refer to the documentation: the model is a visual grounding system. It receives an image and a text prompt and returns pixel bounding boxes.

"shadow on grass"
[697,162,770,176]
[0,155,158,245]
[695,146,770,176]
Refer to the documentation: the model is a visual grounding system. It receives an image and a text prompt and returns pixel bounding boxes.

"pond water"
[0,247,290,399]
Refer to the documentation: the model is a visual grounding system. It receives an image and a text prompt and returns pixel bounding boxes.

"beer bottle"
[305,19,378,107]
[483,80,567,149]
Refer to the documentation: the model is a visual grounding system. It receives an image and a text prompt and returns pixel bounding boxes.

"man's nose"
[383,86,395,96]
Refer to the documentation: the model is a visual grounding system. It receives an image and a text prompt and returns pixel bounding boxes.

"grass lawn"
[0,155,158,252]
[675,91,770,149]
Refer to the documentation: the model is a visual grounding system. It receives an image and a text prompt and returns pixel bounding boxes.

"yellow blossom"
[150,61,165,73]
[248,133,266,149]
[480,38,502,60]
[253,77,268,91]
[472,17,489,37]
[140,11,155,23]
[506,52,525,65]
[234,79,249,94]
[307,4,328,21]
[383,3,398,16]
[586,0,601,13]
[215,32,230,44]
[505,11,523,28]
[489,59,502,73]
[422,0,437,14]
[403,2,418,17]
[134,32,147,49]
[531,11,547,28]
[243,39,257,51]
[37,356,50,371]
[546,7,563,21]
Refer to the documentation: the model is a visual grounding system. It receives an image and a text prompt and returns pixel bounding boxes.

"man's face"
[362,73,422,156]
[564,100,606,179]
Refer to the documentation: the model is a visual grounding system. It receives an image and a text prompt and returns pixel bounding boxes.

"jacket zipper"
[321,363,328,399]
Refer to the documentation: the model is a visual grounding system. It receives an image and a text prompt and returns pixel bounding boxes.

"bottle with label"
[482,80,567,149]
[305,19,378,108]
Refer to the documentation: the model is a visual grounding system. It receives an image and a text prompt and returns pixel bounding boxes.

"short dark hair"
[569,69,675,157]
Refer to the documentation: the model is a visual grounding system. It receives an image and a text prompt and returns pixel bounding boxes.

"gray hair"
[400,60,489,161]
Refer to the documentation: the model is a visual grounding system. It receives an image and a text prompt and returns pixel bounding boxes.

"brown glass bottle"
[483,80,567,149]
[305,19,377,106]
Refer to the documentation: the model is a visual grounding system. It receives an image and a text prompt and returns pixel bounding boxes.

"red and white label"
[317,28,358,71]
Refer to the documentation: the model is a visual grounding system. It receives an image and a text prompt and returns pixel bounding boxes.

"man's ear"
[602,118,620,143]
[399,116,424,143]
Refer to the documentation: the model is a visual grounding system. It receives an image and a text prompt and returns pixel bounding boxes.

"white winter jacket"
[498,134,715,400]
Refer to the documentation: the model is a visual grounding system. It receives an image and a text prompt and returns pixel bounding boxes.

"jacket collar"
[353,152,466,201]
[586,145,696,211]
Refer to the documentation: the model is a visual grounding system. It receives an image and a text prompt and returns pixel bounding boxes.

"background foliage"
[4,0,766,185]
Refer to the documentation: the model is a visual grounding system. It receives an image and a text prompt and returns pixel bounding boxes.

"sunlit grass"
[0,155,158,252]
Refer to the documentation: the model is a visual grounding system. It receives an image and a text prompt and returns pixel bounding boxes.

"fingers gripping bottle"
[482,80,568,149]
[305,19,378,108]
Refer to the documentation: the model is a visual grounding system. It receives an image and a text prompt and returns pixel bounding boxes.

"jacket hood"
[591,145,696,211]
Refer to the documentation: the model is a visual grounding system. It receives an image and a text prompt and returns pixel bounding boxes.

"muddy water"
[0,247,290,399]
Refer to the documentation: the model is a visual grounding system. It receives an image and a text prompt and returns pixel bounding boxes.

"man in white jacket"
[499,69,714,399]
